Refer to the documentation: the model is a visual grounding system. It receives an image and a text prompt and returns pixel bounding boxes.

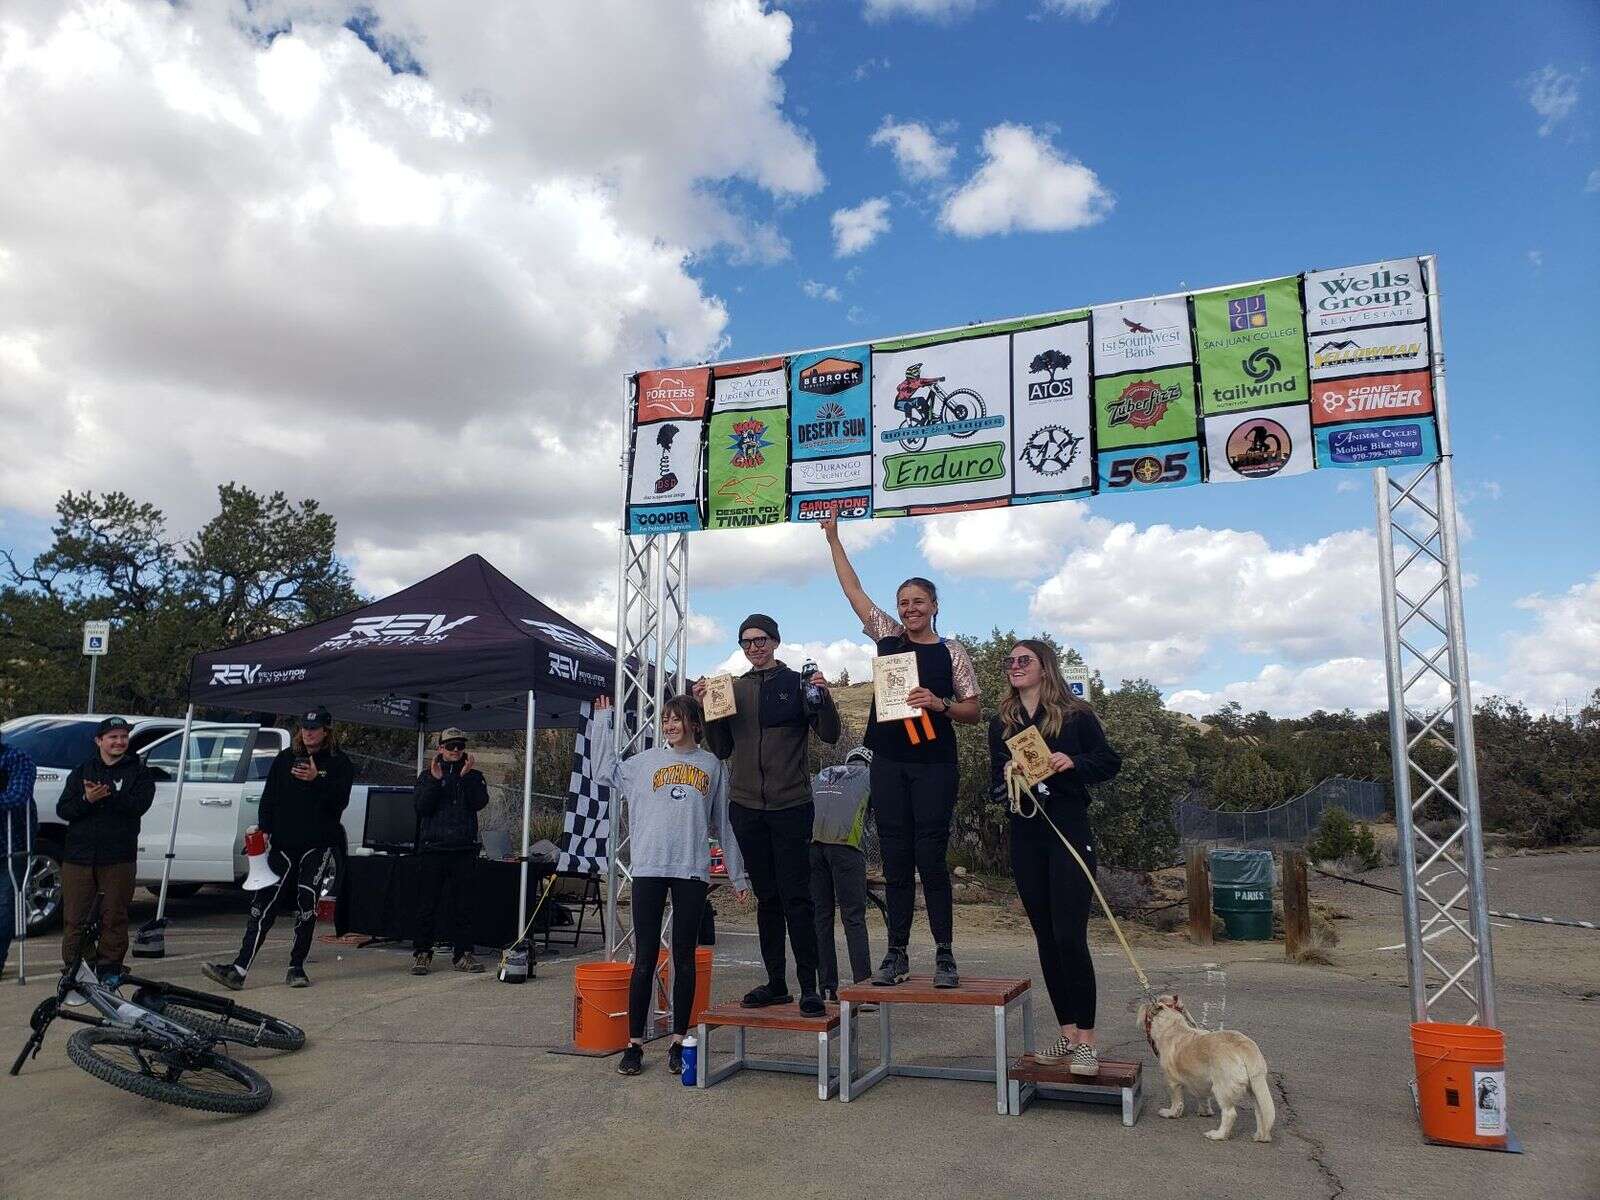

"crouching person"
[411,727,489,975]
[811,747,875,1001]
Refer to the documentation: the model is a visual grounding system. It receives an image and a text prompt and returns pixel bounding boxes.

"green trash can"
[1210,849,1275,941]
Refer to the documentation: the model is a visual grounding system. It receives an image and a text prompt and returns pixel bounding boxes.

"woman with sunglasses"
[990,639,1121,1076]
[821,516,981,989]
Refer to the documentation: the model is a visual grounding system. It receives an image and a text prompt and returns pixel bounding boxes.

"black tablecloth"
[336,854,557,949]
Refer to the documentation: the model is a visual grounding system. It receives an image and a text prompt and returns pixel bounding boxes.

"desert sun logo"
[796,400,867,454]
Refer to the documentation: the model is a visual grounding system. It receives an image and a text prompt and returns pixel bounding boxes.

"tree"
[1028,349,1073,381]
[1211,749,1287,811]
[836,668,851,687]
[1088,679,1186,869]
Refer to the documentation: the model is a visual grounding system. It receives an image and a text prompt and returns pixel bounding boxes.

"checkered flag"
[556,702,610,874]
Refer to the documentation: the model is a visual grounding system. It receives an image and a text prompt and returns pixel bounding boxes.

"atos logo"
[312,613,477,653]
[523,620,610,661]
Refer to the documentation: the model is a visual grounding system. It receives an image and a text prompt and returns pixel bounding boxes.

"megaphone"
[242,827,280,891]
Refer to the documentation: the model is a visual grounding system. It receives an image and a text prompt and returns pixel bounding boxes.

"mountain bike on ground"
[10,894,301,1112]
[892,381,987,453]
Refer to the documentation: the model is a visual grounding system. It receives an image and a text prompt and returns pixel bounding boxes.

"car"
[3,714,370,934]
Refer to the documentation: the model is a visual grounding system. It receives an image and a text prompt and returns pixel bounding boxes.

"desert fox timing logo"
[312,613,477,653]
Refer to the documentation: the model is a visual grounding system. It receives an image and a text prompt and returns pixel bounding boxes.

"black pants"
[728,801,818,996]
[1010,814,1097,1029]
[870,758,958,950]
[810,843,871,993]
[234,845,331,975]
[628,876,709,1038]
[413,848,477,958]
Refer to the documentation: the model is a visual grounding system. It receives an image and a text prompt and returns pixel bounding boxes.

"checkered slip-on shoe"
[1069,1042,1100,1077]
[1035,1033,1073,1063]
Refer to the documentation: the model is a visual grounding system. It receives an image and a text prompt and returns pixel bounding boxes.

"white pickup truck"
[2,714,372,934]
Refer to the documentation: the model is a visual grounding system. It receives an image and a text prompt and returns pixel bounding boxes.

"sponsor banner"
[627,418,703,508]
[1012,320,1093,495]
[1092,364,1199,451]
[627,503,704,534]
[790,346,872,460]
[712,358,787,412]
[1091,296,1193,375]
[1311,369,1434,425]
[792,454,872,493]
[790,491,873,522]
[908,498,1010,516]
[636,367,710,423]
[1096,440,1201,493]
[1195,276,1309,414]
[1303,257,1426,333]
[707,407,788,529]
[872,332,1013,512]
[1203,403,1313,484]
[1313,417,1440,470]
[1011,487,1092,505]
[1308,323,1429,380]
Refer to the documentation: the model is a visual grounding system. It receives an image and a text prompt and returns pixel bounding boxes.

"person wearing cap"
[409,728,490,975]
[55,717,155,985]
[693,614,839,1017]
[204,706,352,990]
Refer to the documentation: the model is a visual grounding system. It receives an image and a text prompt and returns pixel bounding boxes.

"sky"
[0,0,1596,717]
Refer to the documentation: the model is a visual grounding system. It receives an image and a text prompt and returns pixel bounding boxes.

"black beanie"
[739,613,780,642]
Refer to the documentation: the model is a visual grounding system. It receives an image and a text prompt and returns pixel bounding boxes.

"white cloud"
[1041,0,1111,18]
[1587,167,1600,193]
[938,124,1112,237]
[710,638,877,683]
[688,518,894,591]
[0,0,821,610]
[1522,65,1581,136]
[870,117,956,183]
[1501,572,1600,710]
[801,279,842,302]
[918,501,1112,579]
[862,0,981,21]
[831,197,892,256]
[1527,249,1545,269]
[1167,657,1452,719]
[853,57,891,82]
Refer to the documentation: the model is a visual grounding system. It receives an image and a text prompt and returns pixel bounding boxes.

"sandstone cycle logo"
[1107,379,1180,429]
[1225,418,1293,478]
[799,357,863,395]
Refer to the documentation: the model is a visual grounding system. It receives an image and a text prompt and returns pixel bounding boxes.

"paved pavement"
[0,854,1594,1200]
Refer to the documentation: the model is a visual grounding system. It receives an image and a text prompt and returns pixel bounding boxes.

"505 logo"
[1101,450,1192,489]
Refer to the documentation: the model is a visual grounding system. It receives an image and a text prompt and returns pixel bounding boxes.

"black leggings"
[1010,815,1097,1029]
[870,758,958,949]
[628,876,709,1039]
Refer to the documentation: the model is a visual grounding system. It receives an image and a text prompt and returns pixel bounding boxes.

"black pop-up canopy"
[187,553,614,731]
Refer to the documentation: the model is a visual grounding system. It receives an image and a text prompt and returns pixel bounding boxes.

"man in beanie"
[695,615,839,1017]
[410,727,489,975]
[56,717,154,986]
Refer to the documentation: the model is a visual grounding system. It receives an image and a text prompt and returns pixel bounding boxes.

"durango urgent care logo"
[311,613,477,654]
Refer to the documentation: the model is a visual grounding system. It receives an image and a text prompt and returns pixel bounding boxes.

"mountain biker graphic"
[895,364,945,423]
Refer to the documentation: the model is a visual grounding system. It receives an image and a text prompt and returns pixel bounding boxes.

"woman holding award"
[820,517,981,989]
[989,640,1120,1077]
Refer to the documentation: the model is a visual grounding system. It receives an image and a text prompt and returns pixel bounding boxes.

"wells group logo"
[728,417,773,468]
[1026,350,1074,401]
[1305,261,1424,331]
[312,613,477,653]
[1107,379,1180,429]
[209,664,308,686]
[799,357,863,395]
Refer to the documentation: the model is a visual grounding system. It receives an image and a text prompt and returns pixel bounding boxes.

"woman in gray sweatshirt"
[593,693,748,1077]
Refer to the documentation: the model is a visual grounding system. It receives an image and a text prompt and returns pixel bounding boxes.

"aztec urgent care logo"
[208,664,309,686]
[311,613,477,653]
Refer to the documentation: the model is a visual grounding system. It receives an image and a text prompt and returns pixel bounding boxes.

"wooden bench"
[1007,1055,1144,1125]
[838,976,1033,1114]
[695,1001,842,1100]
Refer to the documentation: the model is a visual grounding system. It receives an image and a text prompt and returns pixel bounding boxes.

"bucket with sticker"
[1410,1021,1507,1149]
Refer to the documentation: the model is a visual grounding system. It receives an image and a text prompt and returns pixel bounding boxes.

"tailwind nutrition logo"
[1243,347,1281,382]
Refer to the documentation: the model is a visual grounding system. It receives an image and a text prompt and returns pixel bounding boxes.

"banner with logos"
[623,256,1442,532]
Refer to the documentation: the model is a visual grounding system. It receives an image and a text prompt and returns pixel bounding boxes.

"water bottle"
[800,659,822,709]
[680,1035,698,1086]
[1197,963,1227,1032]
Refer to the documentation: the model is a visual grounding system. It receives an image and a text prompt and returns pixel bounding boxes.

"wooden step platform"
[1007,1055,1144,1125]
[695,1002,841,1100]
[837,976,1033,1113]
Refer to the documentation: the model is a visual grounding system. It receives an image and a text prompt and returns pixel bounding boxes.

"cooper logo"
[312,613,476,653]
[634,509,692,528]
[211,663,261,686]
[798,357,863,395]
[524,620,610,660]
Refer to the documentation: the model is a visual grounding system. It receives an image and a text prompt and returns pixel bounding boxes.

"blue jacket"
[0,743,37,851]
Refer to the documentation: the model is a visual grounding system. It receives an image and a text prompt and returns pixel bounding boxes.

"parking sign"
[1063,663,1091,700]
[82,620,111,656]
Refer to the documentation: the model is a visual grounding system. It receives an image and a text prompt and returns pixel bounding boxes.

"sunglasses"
[441,741,467,752]
[739,636,773,649]
[1004,655,1037,669]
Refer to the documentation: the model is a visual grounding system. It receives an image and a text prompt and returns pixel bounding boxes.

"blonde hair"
[999,639,1090,740]
[291,725,339,756]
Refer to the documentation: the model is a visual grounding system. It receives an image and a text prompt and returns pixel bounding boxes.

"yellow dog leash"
[1006,767,1154,998]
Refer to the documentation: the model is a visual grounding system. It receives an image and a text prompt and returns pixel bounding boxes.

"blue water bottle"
[680,1035,698,1086]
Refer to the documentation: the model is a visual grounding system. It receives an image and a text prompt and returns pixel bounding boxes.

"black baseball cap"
[298,706,333,730]
[95,716,132,737]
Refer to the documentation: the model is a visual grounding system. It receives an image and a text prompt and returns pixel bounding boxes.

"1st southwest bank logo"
[1098,315,1181,361]
[798,357,863,395]
[311,613,477,653]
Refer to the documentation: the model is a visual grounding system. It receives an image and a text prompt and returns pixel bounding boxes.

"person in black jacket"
[410,727,489,976]
[989,639,1121,1079]
[56,716,155,984]
[204,707,352,990]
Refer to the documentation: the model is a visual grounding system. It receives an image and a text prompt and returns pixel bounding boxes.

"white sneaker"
[1069,1042,1100,1077]
[1035,1033,1073,1063]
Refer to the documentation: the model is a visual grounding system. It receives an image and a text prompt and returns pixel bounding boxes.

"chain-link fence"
[1176,776,1389,849]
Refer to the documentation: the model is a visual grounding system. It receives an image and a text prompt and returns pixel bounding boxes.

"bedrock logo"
[312,613,477,653]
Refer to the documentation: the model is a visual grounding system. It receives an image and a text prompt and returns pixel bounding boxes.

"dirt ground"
[0,851,1594,1200]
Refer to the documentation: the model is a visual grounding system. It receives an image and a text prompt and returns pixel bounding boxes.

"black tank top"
[864,634,958,764]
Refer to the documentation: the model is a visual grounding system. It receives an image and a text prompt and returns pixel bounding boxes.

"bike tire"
[65,1028,272,1114]
[941,388,986,436]
[131,987,306,1053]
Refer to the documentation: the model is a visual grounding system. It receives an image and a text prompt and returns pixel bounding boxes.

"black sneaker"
[96,965,125,991]
[286,966,310,988]
[618,1044,644,1076]
[740,982,794,1008]
[798,992,826,1018]
[668,1042,684,1074]
[871,948,909,987]
[203,962,246,991]
[933,945,960,989]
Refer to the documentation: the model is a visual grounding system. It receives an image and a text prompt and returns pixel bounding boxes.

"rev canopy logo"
[208,664,308,686]
[523,620,610,661]
[311,613,477,653]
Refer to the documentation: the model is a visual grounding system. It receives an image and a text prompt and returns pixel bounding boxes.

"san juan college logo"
[1228,293,1268,332]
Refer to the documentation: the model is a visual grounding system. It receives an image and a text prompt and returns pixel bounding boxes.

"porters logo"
[1228,294,1268,332]
[1019,425,1083,477]
[636,368,710,421]
[1313,370,1433,424]
[1243,347,1281,382]
[209,664,309,686]
[312,613,477,653]
[882,442,1006,491]
[727,417,773,469]
[796,400,868,453]
[799,357,863,395]
[644,376,698,415]
[1026,350,1075,401]
[1107,380,1180,429]
[1225,418,1293,479]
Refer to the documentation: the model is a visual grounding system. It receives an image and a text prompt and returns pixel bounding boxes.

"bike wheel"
[131,987,306,1052]
[941,388,986,436]
[65,1028,272,1113]
[896,418,926,453]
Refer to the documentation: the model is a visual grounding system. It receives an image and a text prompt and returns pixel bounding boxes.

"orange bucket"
[656,947,715,1028]
[572,962,633,1053]
[1410,1021,1508,1148]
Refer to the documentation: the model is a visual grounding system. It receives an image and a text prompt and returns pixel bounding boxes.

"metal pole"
[607,372,631,959]
[86,656,98,713]
[154,703,196,920]
[415,729,426,773]
[518,690,536,937]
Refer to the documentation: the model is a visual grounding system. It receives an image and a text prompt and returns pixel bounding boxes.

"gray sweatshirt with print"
[592,710,746,887]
